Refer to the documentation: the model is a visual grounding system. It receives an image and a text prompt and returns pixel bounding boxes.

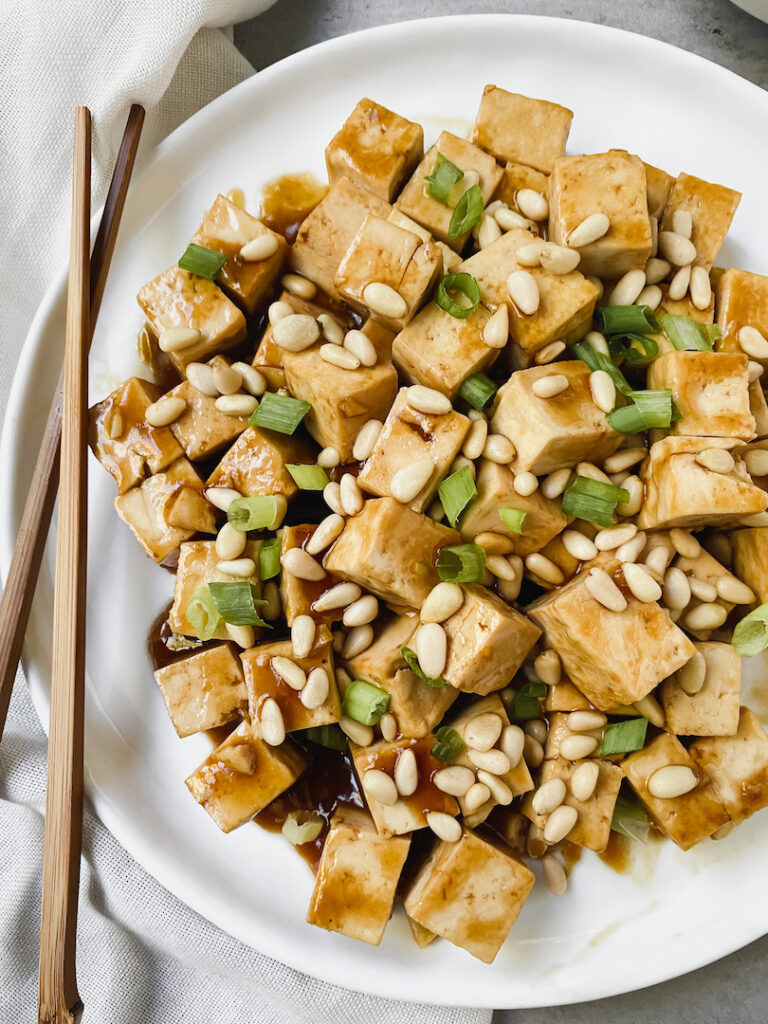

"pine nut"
[391,748,418,797]
[507,270,540,315]
[391,457,434,503]
[433,765,475,797]
[542,853,568,895]
[339,716,372,746]
[323,481,344,515]
[363,768,398,806]
[430,501,444,521]
[313,582,362,613]
[616,531,646,563]
[363,282,408,320]
[451,456,476,480]
[482,305,509,348]
[487,554,519,581]
[532,374,569,398]
[658,231,696,267]
[282,547,325,581]
[716,576,755,604]
[513,471,539,496]
[578,461,612,484]
[616,474,642,516]
[145,396,186,427]
[268,300,293,325]
[418,584,463,628]
[525,719,547,742]
[380,712,397,742]
[571,760,600,802]
[494,205,535,231]
[589,369,616,413]
[205,486,242,513]
[534,649,562,686]
[339,473,364,516]
[608,269,646,306]
[318,446,340,469]
[532,778,566,816]
[238,234,279,261]
[585,330,609,356]
[342,594,378,628]
[535,341,567,364]
[484,434,516,464]
[604,448,646,474]
[678,649,706,695]
[689,266,712,310]
[476,212,502,249]
[744,512,768,527]
[260,697,285,746]
[104,406,124,440]
[215,522,247,561]
[414,621,448,679]
[667,265,691,301]
[685,603,727,631]
[468,748,511,775]
[273,314,320,352]
[516,188,548,221]
[300,666,330,709]
[211,364,242,396]
[270,656,306,692]
[738,326,768,359]
[226,623,255,649]
[304,514,344,556]
[215,394,258,417]
[500,724,525,767]
[406,385,452,416]
[230,362,266,397]
[320,344,360,370]
[464,713,503,752]
[343,329,377,367]
[670,529,701,559]
[525,553,564,585]
[672,210,693,238]
[541,468,571,499]
[568,711,607,733]
[516,240,546,267]
[648,764,697,799]
[560,734,599,760]
[462,418,488,459]
[158,327,201,353]
[645,257,672,285]
[287,616,315,662]
[585,568,627,611]
[745,448,768,476]
[216,557,257,579]
[427,811,462,842]
[543,805,578,844]
[689,577,718,603]
[749,358,763,380]
[622,562,661,603]
[636,285,662,311]
[567,212,611,248]
[317,313,344,345]
[351,419,382,463]
[280,273,316,299]
[523,734,544,769]
[186,362,219,396]
[476,769,514,805]
[464,782,492,812]
[711,821,735,841]
[645,544,673,576]
[343,625,374,659]
[595,523,637,551]
[540,243,580,275]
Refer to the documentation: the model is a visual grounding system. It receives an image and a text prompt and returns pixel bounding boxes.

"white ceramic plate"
[3,14,768,1009]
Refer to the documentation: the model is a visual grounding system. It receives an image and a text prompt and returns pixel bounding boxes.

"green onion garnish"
[250,392,310,435]
[458,371,497,410]
[597,305,659,335]
[607,389,674,434]
[178,242,228,280]
[657,312,720,352]
[438,466,477,528]
[561,475,630,528]
[424,152,464,204]
[259,537,281,580]
[608,333,659,366]
[431,726,464,762]
[228,495,283,532]
[499,507,527,534]
[208,581,270,628]
[436,272,481,319]
[185,585,221,641]
[437,543,486,583]
[611,794,652,843]
[304,725,348,751]
[732,602,768,656]
[600,717,648,756]
[571,340,632,397]
[449,185,484,238]
[401,647,446,688]
[286,464,329,490]
[502,680,547,722]
[341,679,390,726]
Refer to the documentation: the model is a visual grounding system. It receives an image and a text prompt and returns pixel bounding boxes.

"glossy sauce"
[148,602,210,671]
[598,831,632,873]
[258,172,328,244]
[355,737,458,819]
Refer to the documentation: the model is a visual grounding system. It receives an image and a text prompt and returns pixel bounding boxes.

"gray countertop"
[235,3,768,1019]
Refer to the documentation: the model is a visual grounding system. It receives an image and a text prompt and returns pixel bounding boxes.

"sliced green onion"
[341,679,390,726]
[436,272,481,319]
[502,680,547,722]
[448,185,484,238]
[304,724,348,751]
[607,389,674,434]
[178,242,228,280]
[259,537,281,580]
[228,495,283,532]
[401,647,446,688]
[611,794,653,842]
[458,371,497,410]
[208,581,269,628]
[424,152,464,203]
[282,810,324,845]
[437,543,486,583]
[597,305,659,335]
[431,726,464,762]
[438,466,477,528]
[185,585,221,641]
[499,507,527,534]
[250,392,310,435]
[600,717,648,756]
[561,475,630,528]
[286,464,329,490]
[657,312,720,352]
[571,340,632,397]
[732,602,768,656]
[608,333,659,366]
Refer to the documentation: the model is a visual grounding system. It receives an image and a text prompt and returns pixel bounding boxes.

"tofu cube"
[732,526,768,602]
[660,172,741,270]
[528,563,695,709]
[523,756,622,852]
[206,425,313,500]
[307,805,411,945]
[660,641,741,736]
[657,282,715,325]
[387,208,462,273]
[494,162,550,218]
[548,151,652,277]
[323,498,459,609]
[638,436,768,530]
[403,827,535,963]
[395,131,502,250]
[153,642,247,737]
[279,524,345,627]
[137,266,247,374]
[472,85,573,173]
[544,679,593,713]
[185,720,305,833]
[170,540,261,639]
[167,372,249,461]
[357,388,470,511]
[325,98,424,202]
[690,707,768,823]
[644,161,675,220]
[647,350,755,440]
[621,732,729,849]
[491,361,621,474]
[715,268,768,356]
[89,377,183,493]
[671,546,739,640]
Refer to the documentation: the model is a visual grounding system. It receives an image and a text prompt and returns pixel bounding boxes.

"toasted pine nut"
[636,284,662,311]
[645,257,672,285]
[590,369,616,413]
[616,475,643,517]
[468,748,511,777]
[434,765,475,797]
[380,712,397,742]
[344,329,377,367]
[217,557,257,579]
[343,624,374,659]
[476,769,514,805]
[532,374,569,398]
[463,782,491,812]
[313,582,362,613]
[414,622,448,679]
[507,270,540,315]
[685,603,727,631]
[689,577,718,603]
[215,394,258,417]
[500,724,525,767]
[744,512,768,527]
[513,471,538,496]
[451,455,476,480]
[585,330,609,356]
[585,567,627,611]
[352,419,383,463]
[339,473,364,516]
[462,418,488,459]
[594,523,637,551]
[715,576,755,604]
[475,212,502,249]
[394,748,419,797]
[260,697,285,746]
[240,234,279,261]
[186,362,219,396]
[212,362,242,395]
[339,715,372,746]
[317,313,344,345]
[571,760,600,802]
[535,341,567,365]
[670,528,701,559]
[323,481,344,515]
[527,822,547,858]
[560,734,599,760]
[604,448,646,473]
[421,581,464,623]
[532,778,567,816]
[205,485,242,512]
[523,734,544,769]
[516,188,549,221]
[271,655,306,691]
[268,300,293,325]
[291,615,316,660]
[282,547,325,581]
[516,240,546,267]
[645,544,673,576]
[427,811,462,842]
[534,649,562,686]
[482,305,509,348]
[738,325,768,359]
[391,457,434,503]
[671,210,693,238]
[363,281,408,319]
[300,667,330,709]
[305,514,345,556]
[494,205,534,231]
[146,396,186,427]
[711,821,735,841]
[273,314,320,352]
[320,344,360,370]
[317,446,340,469]
[540,243,580,275]
[541,468,571,499]
[226,623,255,649]
[658,231,696,266]
[158,327,201,353]
[280,273,315,299]
[621,562,661,603]
[608,269,646,306]
[543,805,578,844]
[689,266,712,310]
[342,594,378,627]
[678,649,706,695]
[406,385,452,415]
[484,434,516,464]
[215,522,247,561]
[745,448,768,476]
[232,362,267,396]
[567,212,610,248]
[542,853,568,895]
[616,531,646,563]
[525,553,564,585]
[363,768,398,806]
[569,711,607,733]
[695,446,736,474]
[523,717,546,746]
[465,712,503,752]
[648,764,697,799]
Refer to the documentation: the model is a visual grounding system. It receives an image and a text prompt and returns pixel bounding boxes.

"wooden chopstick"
[0,103,144,745]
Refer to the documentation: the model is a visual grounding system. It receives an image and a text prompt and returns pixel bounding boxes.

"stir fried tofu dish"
[90,86,768,963]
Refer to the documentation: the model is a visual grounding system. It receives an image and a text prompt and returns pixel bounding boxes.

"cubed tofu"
[323,498,459,609]
[638,436,768,530]
[170,540,261,639]
[252,290,334,390]
[89,377,183,493]
[443,585,540,695]
[657,283,715,325]
[472,85,572,173]
[395,131,502,250]
[491,361,621,474]
[660,641,741,736]
[404,827,535,963]
[185,720,305,833]
[660,172,741,270]
[345,614,459,738]
[671,546,739,640]
[547,151,652,278]
[189,194,287,314]
[731,527,768,602]
[290,177,391,298]
[647,350,755,440]
[528,563,695,709]
[153,643,247,737]
[279,524,344,627]
[387,208,462,273]
[167,373,249,461]
[335,214,442,330]
[715,268,768,356]
[494,162,550,217]
[461,230,599,356]
[459,458,567,556]
[137,266,247,374]
[351,736,459,836]
[544,679,593,713]
[644,161,675,221]
[307,805,411,945]
[206,426,312,500]
[357,388,470,511]
[690,707,768,823]
[523,756,622,852]
[325,98,424,202]
[621,732,729,850]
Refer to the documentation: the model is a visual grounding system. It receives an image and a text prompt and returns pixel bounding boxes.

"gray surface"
[235,3,768,1019]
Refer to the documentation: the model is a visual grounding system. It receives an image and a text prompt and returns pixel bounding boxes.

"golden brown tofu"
[278,524,344,628]
[206,426,312,500]
[671,546,739,640]
[185,720,305,833]
[715,267,768,355]
[621,732,729,850]
[387,208,462,273]
[137,266,247,375]
[324,98,424,202]
[661,172,741,270]
[491,361,622,474]
[690,707,768,824]
[252,290,346,391]
[404,827,535,963]
[357,388,470,512]
[523,756,622,852]
[170,540,261,639]
[544,679,593,713]
[548,151,652,277]
[657,283,715,324]
[644,161,675,221]
[472,85,572,173]
[164,483,216,535]
[732,526,768,602]
[153,643,247,738]
[660,641,741,736]
[307,805,411,945]
[543,711,604,760]
[494,162,550,215]
[167,376,249,461]
[89,377,183,494]
[323,498,459,609]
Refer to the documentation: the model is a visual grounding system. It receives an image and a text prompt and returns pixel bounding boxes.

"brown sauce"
[354,737,457,819]
[258,172,328,244]
[147,602,213,671]
[598,831,632,873]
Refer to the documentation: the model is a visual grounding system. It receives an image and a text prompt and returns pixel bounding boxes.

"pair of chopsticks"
[0,104,144,1024]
